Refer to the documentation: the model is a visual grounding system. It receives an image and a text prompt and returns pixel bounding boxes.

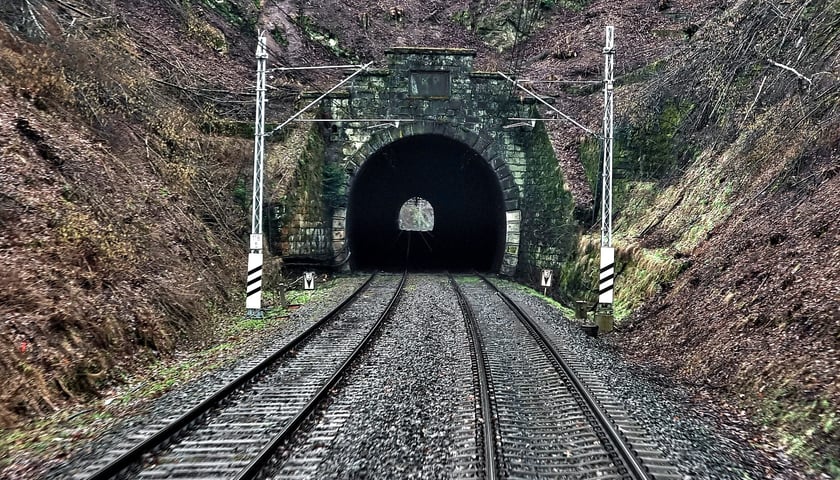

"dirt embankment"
[608,0,840,473]
[622,139,839,470]
[0,0,256,428]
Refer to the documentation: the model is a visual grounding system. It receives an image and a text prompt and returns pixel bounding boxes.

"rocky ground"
[273,274,478,479]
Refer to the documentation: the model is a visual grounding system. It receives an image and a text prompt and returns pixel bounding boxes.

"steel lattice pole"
[599,26,616,309]
[246,33,267,317]
[601,26,615,249]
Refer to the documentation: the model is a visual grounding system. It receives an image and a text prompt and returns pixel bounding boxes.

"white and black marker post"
[246,33,267,317]
[599,26,615,308]
[540,269,553,296]
[303,272,316,290]
[599,247,615,304]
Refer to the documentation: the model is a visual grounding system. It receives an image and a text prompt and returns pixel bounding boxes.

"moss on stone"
[269,125,333,257]
[579,98,696,213]
[518,120,577,298]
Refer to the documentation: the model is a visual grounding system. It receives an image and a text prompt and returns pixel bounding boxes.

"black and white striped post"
[246,33,267,317]
[599,247,614,304]
[598,26,616,331]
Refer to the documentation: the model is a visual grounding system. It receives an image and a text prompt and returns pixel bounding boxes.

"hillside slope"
[0,0,257,428]
[612,0,839,473]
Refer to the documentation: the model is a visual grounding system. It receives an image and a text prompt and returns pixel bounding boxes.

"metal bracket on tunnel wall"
[502,210,521,276]
[332,208,349,269]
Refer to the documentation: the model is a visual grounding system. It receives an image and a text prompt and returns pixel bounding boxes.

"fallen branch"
[23,0,47,36]
[767,58,813,86]
[763,0,788,20]
[743,75,767,123]
[151,78,253,97]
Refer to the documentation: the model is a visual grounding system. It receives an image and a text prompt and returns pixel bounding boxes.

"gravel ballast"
[48,273,807,480]
[494,278,808,480]
[270,273,480,479]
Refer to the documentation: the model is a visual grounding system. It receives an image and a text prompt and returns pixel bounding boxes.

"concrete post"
[595,310,614,333]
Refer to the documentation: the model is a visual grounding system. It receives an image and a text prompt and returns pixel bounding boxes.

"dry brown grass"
[0,1,252,431]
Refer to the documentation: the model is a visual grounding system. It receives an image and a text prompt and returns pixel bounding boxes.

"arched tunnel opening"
[347,134,506,272]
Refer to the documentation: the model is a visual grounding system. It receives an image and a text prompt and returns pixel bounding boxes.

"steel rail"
[86,273,376,480]
[234,271,409,479]
[479,274,651,480]
[449,275,499,480]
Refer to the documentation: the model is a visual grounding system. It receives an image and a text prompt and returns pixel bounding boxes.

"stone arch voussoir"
[347,122,520,205]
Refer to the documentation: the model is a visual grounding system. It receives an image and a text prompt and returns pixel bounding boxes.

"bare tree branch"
[23,0,47,36]
[743,75,767,123]
[767,58,813,86]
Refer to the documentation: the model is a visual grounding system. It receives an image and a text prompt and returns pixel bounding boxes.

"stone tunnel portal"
[347,134,506,272]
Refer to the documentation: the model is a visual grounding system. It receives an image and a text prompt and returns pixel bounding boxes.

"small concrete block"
[595,312,614,333]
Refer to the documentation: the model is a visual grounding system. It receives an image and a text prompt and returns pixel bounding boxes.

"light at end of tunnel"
[398,197,434,232]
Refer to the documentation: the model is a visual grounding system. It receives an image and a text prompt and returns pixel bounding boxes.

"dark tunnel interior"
[347,134,506,272]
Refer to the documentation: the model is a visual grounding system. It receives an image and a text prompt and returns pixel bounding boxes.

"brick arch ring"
[344,120,521,208]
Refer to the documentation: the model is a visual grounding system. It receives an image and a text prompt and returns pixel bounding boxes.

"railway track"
[75,272,406,480]
[450,276,499,480]
[267,273,480,479]
[70,272,679,479]
[451,274,680,480]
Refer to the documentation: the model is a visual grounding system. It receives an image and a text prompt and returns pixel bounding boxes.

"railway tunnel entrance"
[347,134,506,272]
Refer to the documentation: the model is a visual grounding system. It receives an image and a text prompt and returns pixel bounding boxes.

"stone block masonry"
[277,47,574,277]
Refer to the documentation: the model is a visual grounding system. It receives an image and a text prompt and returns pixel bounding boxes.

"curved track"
[80,272,406,480]
[452,274,679,480]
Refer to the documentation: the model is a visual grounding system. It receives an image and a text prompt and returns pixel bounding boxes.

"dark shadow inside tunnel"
[347,134,506,272]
